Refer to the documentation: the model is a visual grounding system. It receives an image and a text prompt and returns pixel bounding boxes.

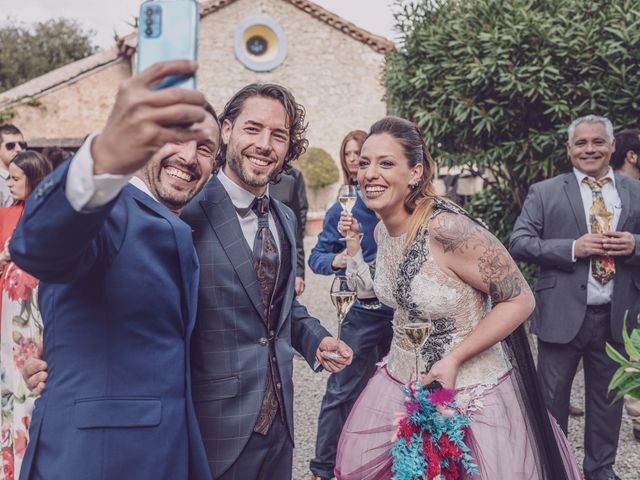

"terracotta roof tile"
[119,0,395,55]
[3,0,395,106]
[0,48,123,108]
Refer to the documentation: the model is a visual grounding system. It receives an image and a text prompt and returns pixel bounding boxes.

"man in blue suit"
[11,61,218,480]
[181,83,353,480]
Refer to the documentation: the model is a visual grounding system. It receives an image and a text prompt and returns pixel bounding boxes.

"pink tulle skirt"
[335,367,583,479]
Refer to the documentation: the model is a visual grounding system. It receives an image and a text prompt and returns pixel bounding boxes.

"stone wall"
[197,0,388,210]
[7,59,131,141]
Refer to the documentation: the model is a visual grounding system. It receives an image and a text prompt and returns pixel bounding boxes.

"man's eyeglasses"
[3,141,27,151]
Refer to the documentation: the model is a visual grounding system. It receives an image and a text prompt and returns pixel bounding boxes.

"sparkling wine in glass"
[325,275,357,360]
[395,322,433,383]
[338,185,360,242]
[338,185,358,214]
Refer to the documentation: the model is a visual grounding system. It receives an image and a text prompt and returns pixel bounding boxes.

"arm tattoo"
[432,214,523,303]
[432,214,483,253]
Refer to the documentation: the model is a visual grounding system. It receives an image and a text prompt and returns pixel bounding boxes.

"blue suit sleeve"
[308,203,344,276]
[9,162,122,283]
[290,299,330,371]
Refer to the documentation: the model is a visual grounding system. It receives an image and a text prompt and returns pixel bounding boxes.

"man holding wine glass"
[511,115,640,480]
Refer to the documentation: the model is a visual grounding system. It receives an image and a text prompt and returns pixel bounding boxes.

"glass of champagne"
[395,322,433,383]
[338,185,359,242]
[325,275,357,360]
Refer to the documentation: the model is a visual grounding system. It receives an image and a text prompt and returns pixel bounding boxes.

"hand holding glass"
[394,322,433,383]
[325,275,357,360]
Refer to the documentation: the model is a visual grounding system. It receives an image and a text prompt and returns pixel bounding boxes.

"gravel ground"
[291,237,639,480]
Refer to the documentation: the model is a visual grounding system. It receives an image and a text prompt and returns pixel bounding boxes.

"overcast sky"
[0,0,402,49]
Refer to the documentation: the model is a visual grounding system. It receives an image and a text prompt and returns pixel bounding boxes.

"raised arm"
[10,60,211,283]
[422,211,535,389]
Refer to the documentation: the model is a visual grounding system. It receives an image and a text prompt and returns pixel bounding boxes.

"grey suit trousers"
[537,305,623,476]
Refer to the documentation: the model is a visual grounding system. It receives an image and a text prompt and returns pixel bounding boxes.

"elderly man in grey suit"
[181,83,352,480]
[510,115,640,480]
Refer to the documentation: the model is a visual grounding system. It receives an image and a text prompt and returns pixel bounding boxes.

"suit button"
[272,356,277,362]
[259,337,268,346]
[580,285,586,290]
[276,382,282,389]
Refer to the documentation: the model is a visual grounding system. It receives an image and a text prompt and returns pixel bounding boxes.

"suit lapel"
[199,178,265,322]
[271,199,296,331]
[615,173,630,231]
[128,186,197,333]
[563,173,588,235]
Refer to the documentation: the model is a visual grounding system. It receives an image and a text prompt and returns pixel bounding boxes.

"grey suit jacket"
[181,176,329,479]
[509,172,640,344]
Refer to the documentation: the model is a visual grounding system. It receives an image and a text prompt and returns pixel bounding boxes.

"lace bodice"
[374,205,508,410]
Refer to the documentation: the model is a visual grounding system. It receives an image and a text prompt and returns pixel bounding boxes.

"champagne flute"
[338,185,360,242]
[338,185,358,214]
[325,275,357,360]
[395,322,433,383]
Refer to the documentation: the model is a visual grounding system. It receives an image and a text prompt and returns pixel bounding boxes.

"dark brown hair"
[11,150,52,196]
[366,116,440,246]
[611,128,640,170]
[339,130,367,185]
[42,146,71,170]
[0,124,23,144]
[216,83,308,171]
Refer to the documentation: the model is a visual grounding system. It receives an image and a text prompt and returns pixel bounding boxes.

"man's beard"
[141,162,203,212]
[226,146,280,188]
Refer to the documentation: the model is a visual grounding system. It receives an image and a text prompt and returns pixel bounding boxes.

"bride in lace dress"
[334,117,582,479]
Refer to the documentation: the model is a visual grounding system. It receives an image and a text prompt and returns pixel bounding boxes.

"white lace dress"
[335,207,582,480]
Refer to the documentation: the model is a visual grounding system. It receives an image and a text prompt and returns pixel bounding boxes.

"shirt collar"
[217,168,269,208]
[0,168,8,180]
[129,175,158,202]
[573,166,616,188]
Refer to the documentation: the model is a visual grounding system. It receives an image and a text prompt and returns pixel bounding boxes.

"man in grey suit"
[510,115,640,480]
[181,83,352,480]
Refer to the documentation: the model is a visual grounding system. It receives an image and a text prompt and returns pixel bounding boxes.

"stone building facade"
[0,0,394,211]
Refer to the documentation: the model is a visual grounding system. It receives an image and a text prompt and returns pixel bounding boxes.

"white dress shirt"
[216,169,280,255]
[65,134,133,211]
[572,167,621,305]
[0,168,13,207]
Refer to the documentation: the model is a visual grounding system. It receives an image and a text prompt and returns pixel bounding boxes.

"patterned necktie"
[252,196,279,311]
[582,177,615,284]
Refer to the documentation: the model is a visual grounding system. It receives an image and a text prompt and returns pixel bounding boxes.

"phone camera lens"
[145,17,153,26]
[146,7,154,16]
[145,28,153,36]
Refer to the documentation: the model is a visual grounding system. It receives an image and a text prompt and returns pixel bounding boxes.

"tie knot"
[252,196,270,217]
[582,177,611,191]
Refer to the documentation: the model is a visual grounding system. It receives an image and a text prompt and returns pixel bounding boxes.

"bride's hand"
[337,212,360,239]
[420,355,461,390]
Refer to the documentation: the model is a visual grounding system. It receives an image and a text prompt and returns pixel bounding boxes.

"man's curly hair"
[216,83,308,173]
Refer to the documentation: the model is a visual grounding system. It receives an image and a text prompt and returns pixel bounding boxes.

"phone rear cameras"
[142,5,161,38]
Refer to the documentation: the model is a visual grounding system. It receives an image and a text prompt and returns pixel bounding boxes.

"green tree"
[385,0,640,236]
[296,147,340,189]
[0,18,97,92]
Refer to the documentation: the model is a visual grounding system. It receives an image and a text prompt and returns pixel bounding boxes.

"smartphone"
[136,0,199,89]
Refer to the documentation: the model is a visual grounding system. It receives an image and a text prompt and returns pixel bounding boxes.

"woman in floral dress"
[0,151,51,480]
[334,117,582,479]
